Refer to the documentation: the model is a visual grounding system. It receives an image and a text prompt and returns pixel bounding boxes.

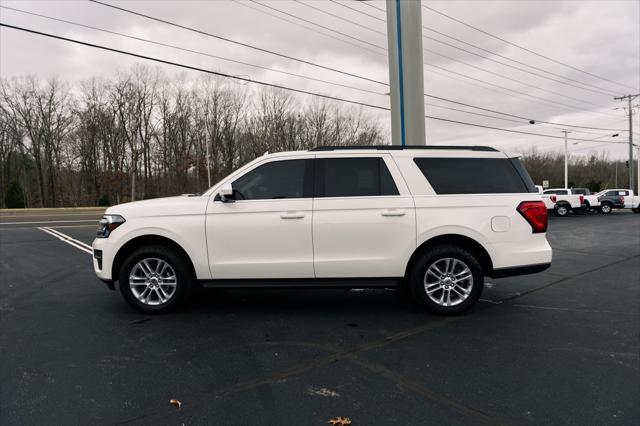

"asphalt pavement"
[0,208,638,425]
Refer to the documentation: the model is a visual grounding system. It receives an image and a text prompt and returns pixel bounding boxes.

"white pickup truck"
[597,189,640,213]
[568,188,601,211]
[540,188,586,216]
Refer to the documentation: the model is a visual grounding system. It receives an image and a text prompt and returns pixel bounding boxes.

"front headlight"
[96,214,126,238]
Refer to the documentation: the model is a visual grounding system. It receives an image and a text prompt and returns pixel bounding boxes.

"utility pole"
[614,94,638,192]
[386,0,426,145]
[562,130,570,188]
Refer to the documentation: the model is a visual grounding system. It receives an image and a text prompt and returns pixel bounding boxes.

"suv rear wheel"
[118,245,193,313]
[409,245,483,314]
[554,203,569,217]
[600,202,613,214]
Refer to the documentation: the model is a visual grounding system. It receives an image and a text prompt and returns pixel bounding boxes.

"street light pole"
[386,0,426,146]
[614,94,638,192]
[562,130,570,188]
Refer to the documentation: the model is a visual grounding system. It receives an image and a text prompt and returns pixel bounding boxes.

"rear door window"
[414,157,536,194]
[316,157,399,197]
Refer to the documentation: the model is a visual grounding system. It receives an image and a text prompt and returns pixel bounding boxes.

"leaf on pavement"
[169,399,182,409]
[328,416,352,426]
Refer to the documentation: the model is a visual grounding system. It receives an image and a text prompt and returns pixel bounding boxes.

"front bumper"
[92,238,115,282]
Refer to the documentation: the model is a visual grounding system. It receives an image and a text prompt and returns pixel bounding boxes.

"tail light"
[579,195,584,204]
[550,195,557,203]
[517,201,548,233]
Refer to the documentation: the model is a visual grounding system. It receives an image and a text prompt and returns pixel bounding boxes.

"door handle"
[381,209,406,217]
[280,212,305,219]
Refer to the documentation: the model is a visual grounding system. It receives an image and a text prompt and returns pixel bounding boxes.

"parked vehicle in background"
[541,188,585,216]
[631,196,640,213]
[596,189,634,214]
[92,146,552,315]
[569,188,600,211]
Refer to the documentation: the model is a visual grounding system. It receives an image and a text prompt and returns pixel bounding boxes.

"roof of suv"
[258,145,510,160]
[309,145,498,152]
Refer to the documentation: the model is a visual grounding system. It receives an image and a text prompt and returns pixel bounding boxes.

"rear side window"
[414,157,536,194]
[316,157,399,197]
[572,188,590,195]
[232,159,312,200]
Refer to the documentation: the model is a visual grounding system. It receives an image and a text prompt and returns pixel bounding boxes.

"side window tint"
[317,157,399,197]
[414,158,533,194]
[380,159,399,195]
[232,159,309,200]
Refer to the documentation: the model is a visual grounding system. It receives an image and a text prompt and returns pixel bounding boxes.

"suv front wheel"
[409,245,483,314]
[118,245,193,313]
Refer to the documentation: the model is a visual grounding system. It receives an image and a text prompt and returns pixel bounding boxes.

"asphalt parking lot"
[1,209,638,425]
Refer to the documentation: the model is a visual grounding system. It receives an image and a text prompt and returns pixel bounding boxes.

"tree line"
[521,149,634,192]
[0,65,384,208]
[0,65,633,208]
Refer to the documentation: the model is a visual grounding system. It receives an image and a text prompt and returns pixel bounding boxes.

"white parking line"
[1,219,97,225]
[38,227,93,255]
[43,226,93,250]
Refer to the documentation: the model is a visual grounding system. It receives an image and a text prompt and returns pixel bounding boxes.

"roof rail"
[309,145,498,152]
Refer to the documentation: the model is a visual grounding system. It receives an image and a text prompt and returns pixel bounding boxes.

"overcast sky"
[1,0,639,158]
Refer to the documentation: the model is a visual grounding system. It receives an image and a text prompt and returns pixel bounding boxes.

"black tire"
[408,245,484,315]
[118,245,193,314]
[633,207,640,213]
[554,203,569,217]
[600,202,613,214]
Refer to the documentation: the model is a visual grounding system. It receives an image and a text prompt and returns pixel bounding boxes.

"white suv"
[92,146,552,314]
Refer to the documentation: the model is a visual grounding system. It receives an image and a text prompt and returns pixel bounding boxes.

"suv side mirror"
[218,183,235,203]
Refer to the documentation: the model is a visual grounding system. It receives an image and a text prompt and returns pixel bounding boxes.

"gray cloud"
[1,0,638,158]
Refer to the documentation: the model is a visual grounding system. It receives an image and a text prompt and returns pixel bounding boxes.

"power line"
[424,68,626,136]
[233,0,619,118]
[422,4,639,92]
[0,23,390,110]
[0,22,625,144]
[0,5,388,98]
[336,1,625,110]
[294,0,386,37]
[422,36,615,98]
[423,47,607,110]
[424,101,621,136]
[88,0,388,87]
[248,0,386,52]
[231,0,385,57]
[47,2,628,132]
[88,0,624,131]
[358,0,621,97]
[424,62,612,116]
[306,0,613,109]
[329,0,386,23]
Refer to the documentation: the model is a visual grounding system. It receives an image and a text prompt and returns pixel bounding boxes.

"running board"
[198,277,403,289]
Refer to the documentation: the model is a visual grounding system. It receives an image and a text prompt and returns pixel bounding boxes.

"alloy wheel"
[423,257,474,307]
[129,258,178,306]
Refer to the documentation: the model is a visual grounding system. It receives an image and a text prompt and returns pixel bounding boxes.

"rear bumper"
[489,262,551,278]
